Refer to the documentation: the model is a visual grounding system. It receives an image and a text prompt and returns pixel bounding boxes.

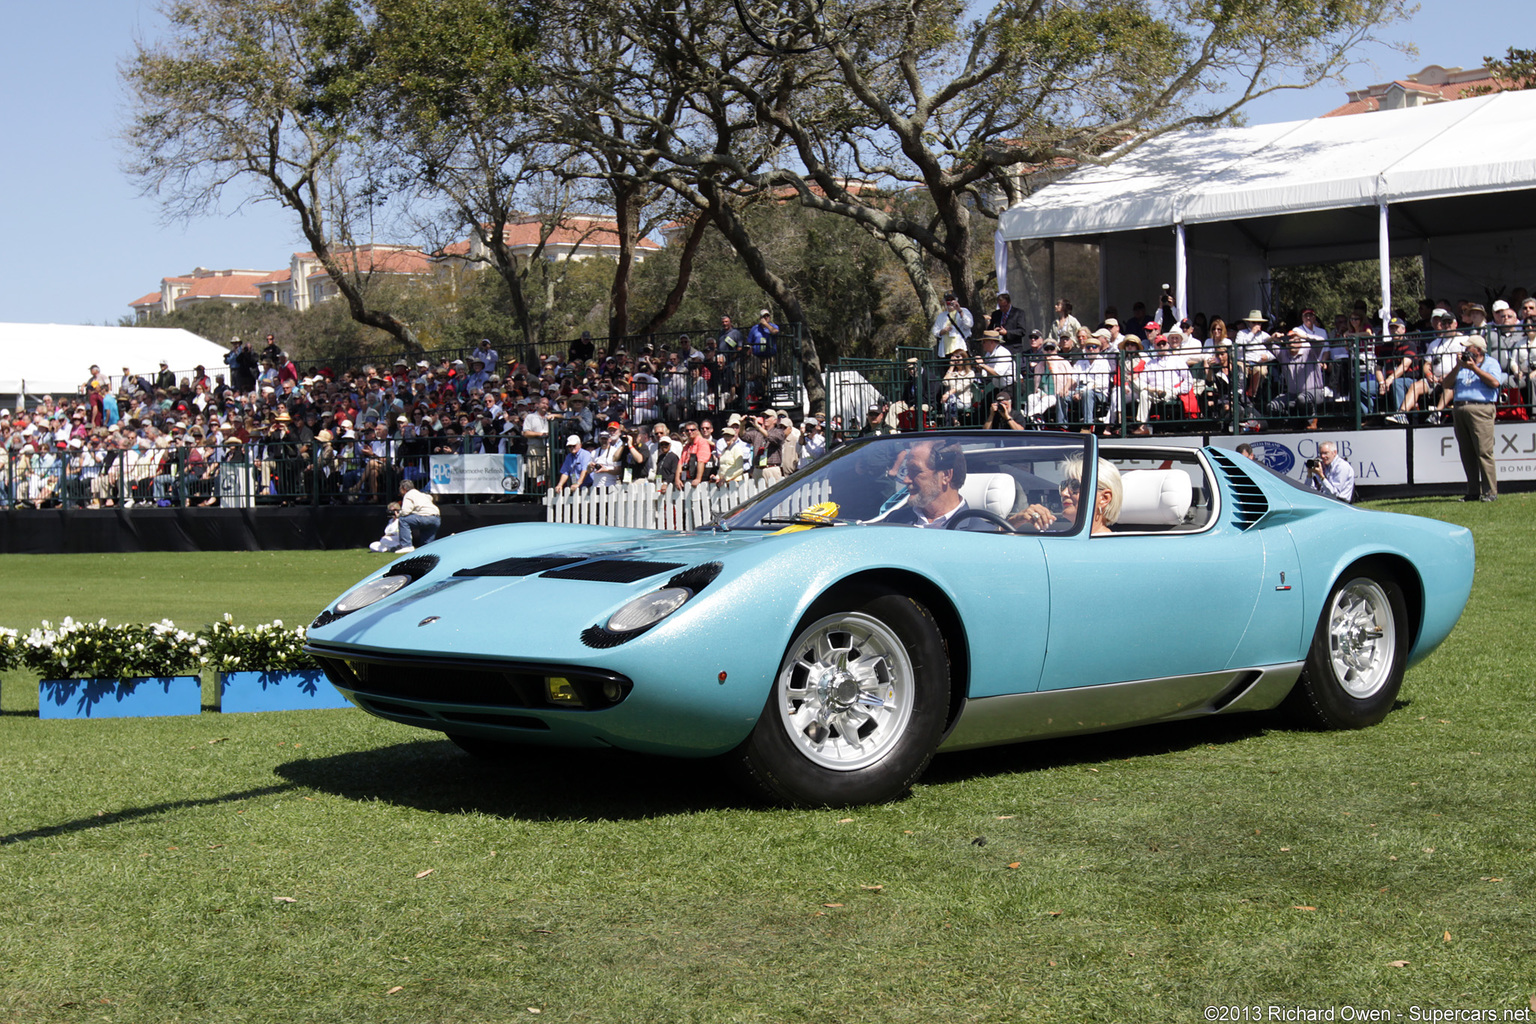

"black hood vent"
[541,560,685,583]
[454,554,586,577]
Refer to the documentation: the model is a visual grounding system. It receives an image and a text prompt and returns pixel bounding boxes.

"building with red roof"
[1323,64,1501,117]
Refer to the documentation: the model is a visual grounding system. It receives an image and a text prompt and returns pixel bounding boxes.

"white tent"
[0,323,231,402]
[997,90,1536,320]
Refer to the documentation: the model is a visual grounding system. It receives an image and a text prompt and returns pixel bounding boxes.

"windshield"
[718,432,1092,533]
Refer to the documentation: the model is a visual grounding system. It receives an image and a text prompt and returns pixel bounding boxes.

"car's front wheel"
[735,590,950,806]
[1284,573,1407,728]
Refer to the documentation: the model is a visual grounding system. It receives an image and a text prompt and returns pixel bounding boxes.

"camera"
[1305,458,1321,472]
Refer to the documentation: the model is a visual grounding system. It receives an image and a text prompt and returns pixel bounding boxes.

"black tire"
[1283,573,1408,729]
[734,589,950,807]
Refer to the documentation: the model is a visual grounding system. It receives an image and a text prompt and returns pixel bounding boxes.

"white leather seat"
[958,472,1018,517]
[1116,469,1193,527]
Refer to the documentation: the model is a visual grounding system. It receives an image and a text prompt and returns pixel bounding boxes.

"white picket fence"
[544,476,833,530]
[544,478,771,530]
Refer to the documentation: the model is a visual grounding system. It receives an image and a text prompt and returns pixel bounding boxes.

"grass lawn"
[0,499,1531,1023]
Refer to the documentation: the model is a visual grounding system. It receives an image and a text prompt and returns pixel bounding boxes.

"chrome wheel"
[776,612,915,772]
[1327,579,1396,698]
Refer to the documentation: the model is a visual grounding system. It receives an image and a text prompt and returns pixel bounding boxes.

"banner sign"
[1412,423,1536,484]
[430,454,523,495]
[216,463,255,508]
[1208,430,1409,487]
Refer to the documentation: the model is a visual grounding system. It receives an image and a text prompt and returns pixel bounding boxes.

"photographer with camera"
[1449,337,1505,502]
[1305,441,1354,503]
[985,392,1030,431]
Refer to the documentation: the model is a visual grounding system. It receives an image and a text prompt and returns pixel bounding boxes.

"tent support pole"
[1372,200,1392,433]
[1174,222,1188,323]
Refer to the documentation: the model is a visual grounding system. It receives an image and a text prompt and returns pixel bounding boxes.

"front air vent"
[541,560,685,583]
[386,554,440,579]
[454,555,586,577]
[1207,449,1270,530]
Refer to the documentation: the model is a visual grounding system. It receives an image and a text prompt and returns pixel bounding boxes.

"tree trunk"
[707,192,825,416]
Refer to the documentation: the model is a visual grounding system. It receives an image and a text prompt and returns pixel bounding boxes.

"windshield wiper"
[758,512,840,528]
[701,518,732,533]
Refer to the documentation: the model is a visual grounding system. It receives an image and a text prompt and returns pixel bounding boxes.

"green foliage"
[1271,256,1425,325]
[19,619,204,680]
[201,615,319,672]
[1469,46,1536,95]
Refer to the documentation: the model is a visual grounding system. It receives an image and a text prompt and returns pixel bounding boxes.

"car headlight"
[334,575,411,614]
[606,587,692,633]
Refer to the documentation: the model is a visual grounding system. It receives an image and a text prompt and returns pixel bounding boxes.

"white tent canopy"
[1000,90,1536,241]
[998,91,1536,322]
[0,323,231,400]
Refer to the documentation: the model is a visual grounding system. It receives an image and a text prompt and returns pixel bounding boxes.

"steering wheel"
[944,508,1017,533]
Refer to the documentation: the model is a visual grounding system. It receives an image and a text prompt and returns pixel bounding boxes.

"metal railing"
[824,331,1536,437]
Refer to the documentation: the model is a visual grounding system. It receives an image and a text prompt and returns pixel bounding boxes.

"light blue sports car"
[306,432,1474,806]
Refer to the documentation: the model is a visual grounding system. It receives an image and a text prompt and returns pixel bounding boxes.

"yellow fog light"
[545,676,583,706]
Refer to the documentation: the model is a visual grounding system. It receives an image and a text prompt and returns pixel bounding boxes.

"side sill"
[938,662,1304,753]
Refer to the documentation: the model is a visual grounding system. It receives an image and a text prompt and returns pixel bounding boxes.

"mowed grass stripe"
[0,497,1529,1022]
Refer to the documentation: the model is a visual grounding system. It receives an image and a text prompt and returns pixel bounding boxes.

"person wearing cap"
[553,434,592,493]
[1449,336,1505,501]
[747,309,779,357]
[1399,308,1471,424]
[465,357,490,393]
[859,402,896,438]
[473,337,500,369]
[972,329,1016,396]
[155,360,176,392]
[1293,308,1329,342]
[796,417,827,464]
[1488,300,1532,386]
[587,425,625,489]
[931,293,973,357]
[713,422,754,483]
[1070,333,1114,431]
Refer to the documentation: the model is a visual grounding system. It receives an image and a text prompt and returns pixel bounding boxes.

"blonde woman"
[1012,457,1122,535]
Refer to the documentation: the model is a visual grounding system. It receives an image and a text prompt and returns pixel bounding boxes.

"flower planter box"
[217,669,351,713]
[39,676,202,720]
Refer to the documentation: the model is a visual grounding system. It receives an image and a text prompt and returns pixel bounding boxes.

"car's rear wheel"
[1284,574,1407,728]
[735,590,950,807]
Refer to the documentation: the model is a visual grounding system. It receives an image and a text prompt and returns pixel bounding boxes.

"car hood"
[307,522,798,663]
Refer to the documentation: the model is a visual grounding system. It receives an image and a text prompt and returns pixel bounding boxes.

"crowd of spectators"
[915,289,1536,436]
[4,289,1533,510]
[0,314,820,509]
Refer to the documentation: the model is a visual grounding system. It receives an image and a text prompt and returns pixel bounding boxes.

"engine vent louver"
[386,554,440,579]
[541,560,685,584]
[453,555,586,577]
[1207,449,1270,530]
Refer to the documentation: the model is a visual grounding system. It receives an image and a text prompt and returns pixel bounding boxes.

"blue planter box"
[39,676,202,720]
[218,669,351,713]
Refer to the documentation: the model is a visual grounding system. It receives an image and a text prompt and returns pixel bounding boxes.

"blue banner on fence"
[430,453,523,494]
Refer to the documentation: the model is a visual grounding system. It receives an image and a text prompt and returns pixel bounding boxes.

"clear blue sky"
[0,0,1518,327]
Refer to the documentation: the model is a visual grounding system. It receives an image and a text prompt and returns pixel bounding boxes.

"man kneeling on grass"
[396,480,440,553]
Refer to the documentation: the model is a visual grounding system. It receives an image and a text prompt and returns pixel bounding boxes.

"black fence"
[828,331,1536,437]
[1,438,528,511]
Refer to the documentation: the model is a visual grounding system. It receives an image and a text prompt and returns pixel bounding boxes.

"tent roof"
[0,323,232,397]
[998,90,1536,243]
